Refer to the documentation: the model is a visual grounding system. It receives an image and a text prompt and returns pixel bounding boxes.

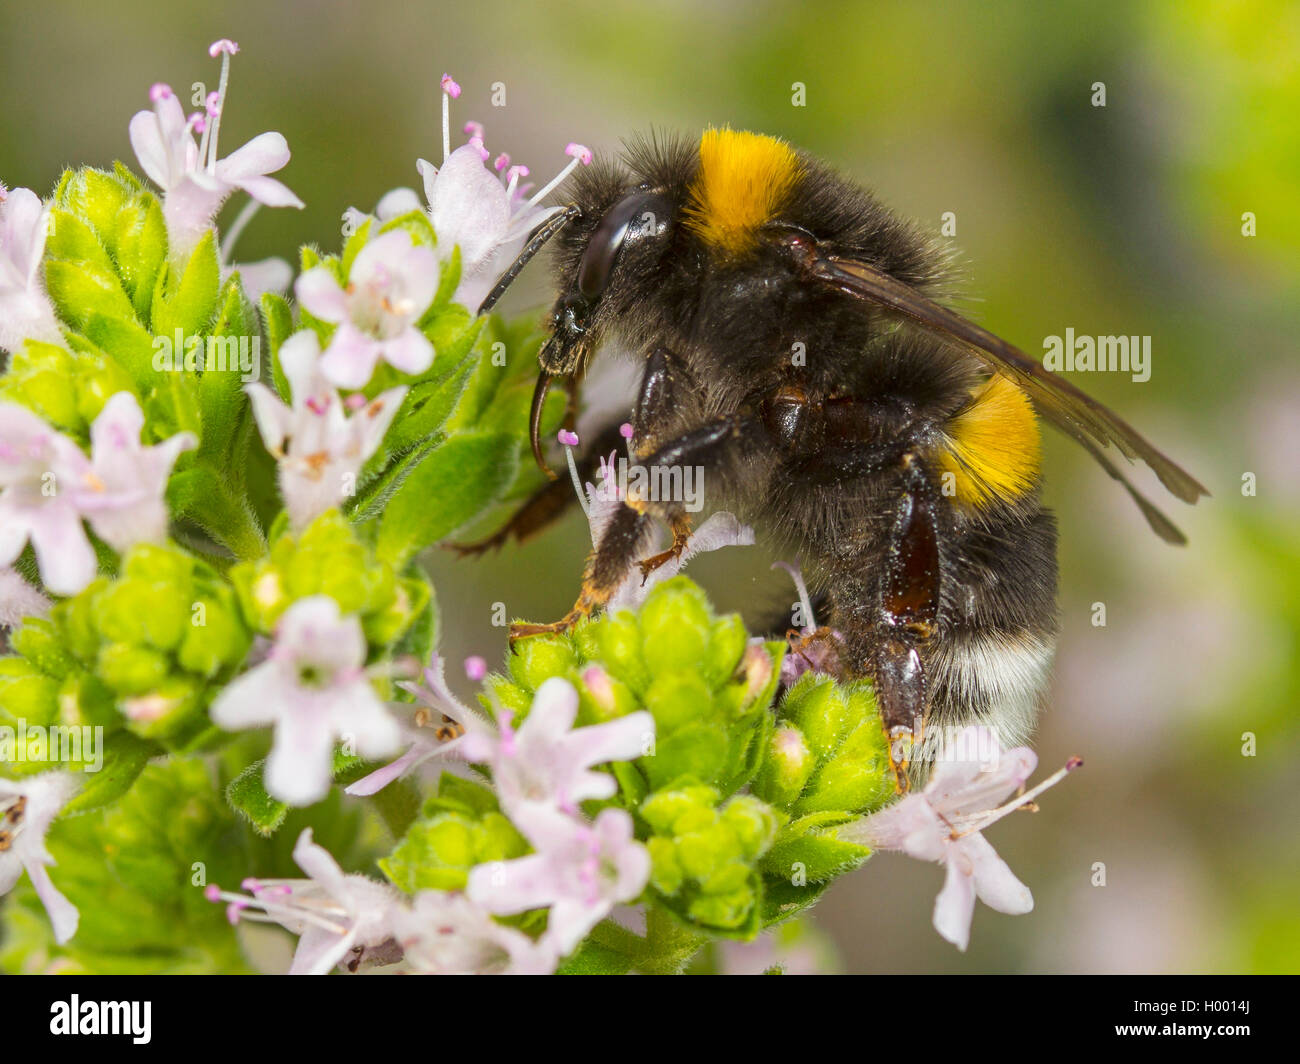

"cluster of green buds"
[230,510,430,655]
[477,577,894,940]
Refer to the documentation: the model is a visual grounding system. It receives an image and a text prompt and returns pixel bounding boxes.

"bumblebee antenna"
[476,204,581,315]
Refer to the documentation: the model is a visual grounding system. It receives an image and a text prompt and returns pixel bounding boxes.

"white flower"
[129,43,303,263]
[245,330,406,529]
[350,74,592,314]
[0,393,195,595]
[0,772,81,944]
[393,890,558,975]
[206,828,402,975]
[840,726,1080,951]
[295,230,438,389]
[0,185,61,351]
[457,677,654,842]
[209,595,401,805]
[0,567,51,629]
[468,807,650,956]
[344,651,493,798]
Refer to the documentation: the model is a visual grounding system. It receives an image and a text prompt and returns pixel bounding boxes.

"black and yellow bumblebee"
[466,128,1208,785]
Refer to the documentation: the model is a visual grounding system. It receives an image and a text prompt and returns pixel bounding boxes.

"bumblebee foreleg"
[509,415,756,646]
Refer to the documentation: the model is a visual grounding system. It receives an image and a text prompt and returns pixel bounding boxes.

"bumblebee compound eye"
[576,191,671,300]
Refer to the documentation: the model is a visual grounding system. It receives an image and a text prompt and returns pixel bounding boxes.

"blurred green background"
[3,0,1296,973]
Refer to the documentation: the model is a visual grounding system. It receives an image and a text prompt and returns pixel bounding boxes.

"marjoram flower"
[206,828,402,975]
[457,676,654,840]
[0,771,81,944]
[468,806,651,956]
[0,392,195,595]
[129,41,303,263]
[295,230,438,388]
[393,890,558,975]
[0,185,61,351]
[209,595,401,805]
[840,726,1079,951]
[245,330,406,530]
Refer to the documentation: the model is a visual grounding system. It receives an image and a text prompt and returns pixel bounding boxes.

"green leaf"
[196,276,256,464]
[225,759,288,836]
[347,434,442,523]
[385,357,476,453]
[375,431,520,567]
[557,939,636,975]
[63,734,159,814]
[167,466,266,560]
[44,259,137,332]
[115,193,168,322]
[259,290,294,393]
[760,815,871,883]
[46,209,116,276]
[151,230,221,339]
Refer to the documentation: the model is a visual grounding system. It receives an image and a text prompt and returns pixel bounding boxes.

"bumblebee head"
[538,187,674,377]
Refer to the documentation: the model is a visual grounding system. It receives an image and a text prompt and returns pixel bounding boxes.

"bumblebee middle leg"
[845,454,944,791]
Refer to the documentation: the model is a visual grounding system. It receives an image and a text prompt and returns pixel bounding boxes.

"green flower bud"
[118,676,202,741]
[177,593,251,677]
[754,724,814,808]
[701,613,747,688]
[56,166,131,241]
[51,578,110,662]
[639,578,711,673]
[57,671,120,731]
[782,674,851,758]
[0,658,60,725]
[97,642,171,694]
[575,664,637,724]
[643,672,714,733]
[74,351,137,427]
[507,633,576,693]
[93,575,189,652]
[594,611,651,694]
[720,794,783,858]
[9,618,77,680]
[380,811,529,893]
[0,343,81,431]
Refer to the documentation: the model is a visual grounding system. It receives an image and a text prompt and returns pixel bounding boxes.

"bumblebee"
[469,128,1207,786]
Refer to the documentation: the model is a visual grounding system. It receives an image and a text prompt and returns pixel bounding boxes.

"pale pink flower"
[209,595,401,805]
[245,330,406,529]
[344,651,493,797]
[840,726,1079,951]
[295,230,438,388]
[0,772,81,944]
[0,186,61,350]
[129,43,303,262]
[205,828,402,975]
[393,890,558,975]
[457,677,654,842]
[467,807,650,956]
[0,567,51,628]
[0,394,194,594]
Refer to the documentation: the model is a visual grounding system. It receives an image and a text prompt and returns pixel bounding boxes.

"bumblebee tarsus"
[637,512,693,583]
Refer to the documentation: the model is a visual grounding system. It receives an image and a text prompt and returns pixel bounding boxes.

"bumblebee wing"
[794,245,1209,508]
